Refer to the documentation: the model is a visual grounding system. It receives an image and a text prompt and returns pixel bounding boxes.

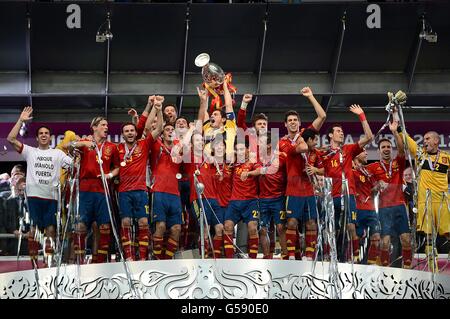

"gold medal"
[176,173,182,180]
[120,161,126,167]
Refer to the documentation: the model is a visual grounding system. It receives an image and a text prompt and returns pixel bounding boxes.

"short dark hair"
[326,124,342,142]
[284,110,299,123]
[252,113,268,126]
[163,104,178,115]
[175,116,189,125]
[378,138,392,149]
[302,128,318,143]
[35,126,51,137]
[11,164,25,175]
[163,122,175,130]
[121,122,137,134]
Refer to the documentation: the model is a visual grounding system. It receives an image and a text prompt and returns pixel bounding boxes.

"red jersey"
[230,162,261,201]
[136,114,147,140]
[185,156,218,202]
[118,135,154,193]
[216,163,233,207]
[367,155,406,208]
[258,152,287,199]
[149,139,181,196]
[319,143,363,198]
[280,136,310,197]
[353,166,376,211]
[79,140,120,193]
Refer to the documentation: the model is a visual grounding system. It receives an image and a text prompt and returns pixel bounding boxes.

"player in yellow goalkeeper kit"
[401,129,449,271]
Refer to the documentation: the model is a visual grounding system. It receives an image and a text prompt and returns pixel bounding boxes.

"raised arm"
[150,99,164,140]
[237,94,252,130]
[223,77,233,114]
[301,87,326,131]
[197,87,209,123]
[144,95,163,133]
[349,104,373,149]
[7,106,33,152]
[389,120,404,157]
[295,136,308,154]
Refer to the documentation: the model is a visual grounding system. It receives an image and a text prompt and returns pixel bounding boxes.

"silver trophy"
[195,53,225,89]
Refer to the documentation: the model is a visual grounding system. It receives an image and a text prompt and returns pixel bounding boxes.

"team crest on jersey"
[309,153,317,162]
[104,146,112,156]
[443,157,448,164]
[134,146,141,154]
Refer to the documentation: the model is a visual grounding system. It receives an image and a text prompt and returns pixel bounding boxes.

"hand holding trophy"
[195,53,237,114]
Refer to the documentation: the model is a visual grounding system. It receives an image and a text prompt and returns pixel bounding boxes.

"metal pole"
[407,16,425,93]
[179,3,190,115]
[251,5,268,120]
[26,4,32,108]
[326,11,346,112]
[194,174,205,259]
[104,10,112,118]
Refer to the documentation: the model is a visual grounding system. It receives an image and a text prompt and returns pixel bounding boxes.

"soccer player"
[150,122,183,260]
[352,148,381,265]
[257,134,288,259]
[198,78,236,163]
[71,116,120,263]
[367,120,412,269]
[400,128,450,271]
[7,106,73,267]
[279,87,326,260]
[118,103,163,261]
[223,141,262,259]
[319,104,373,262]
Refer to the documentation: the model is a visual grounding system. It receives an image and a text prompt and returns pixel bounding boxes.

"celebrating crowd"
[5,82,449,272]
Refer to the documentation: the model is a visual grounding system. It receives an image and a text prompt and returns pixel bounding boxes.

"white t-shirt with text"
[20,144,73,200]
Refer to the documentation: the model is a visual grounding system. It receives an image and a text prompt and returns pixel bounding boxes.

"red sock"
[248,235,259,259]
[121,226,134,261]
[295,230,302,260]
[73,231,87,264]
[28,238,40,269]
[285,229,297,259]
[323,242,330,259]
[198,237,210,258]
[352,238,360,260]
[367,240,380,265]
[97,225,111,263]
[223,233,234,258]
[305,230,317,260]
[381,248,390,266]
[164,237,178,259]
[213,236,223,258]
[402,247,412,269]
[152,236,164,260]
[269,223,275,258]
[138,225,150,261]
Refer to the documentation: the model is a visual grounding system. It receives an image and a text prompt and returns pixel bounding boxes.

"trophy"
[195,53,237,113]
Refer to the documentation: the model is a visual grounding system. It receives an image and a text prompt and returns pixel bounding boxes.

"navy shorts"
[192,198,224,226]
[333,195,357,229]
[119,190,149,220]
[286,195,318,222]
[379,204,410,237]
[79,191,110,226]
[260,196,286,228]
[27,197,57,229]
[225,199,259,224]
[356,209,381,237]
[151,192,182,228]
